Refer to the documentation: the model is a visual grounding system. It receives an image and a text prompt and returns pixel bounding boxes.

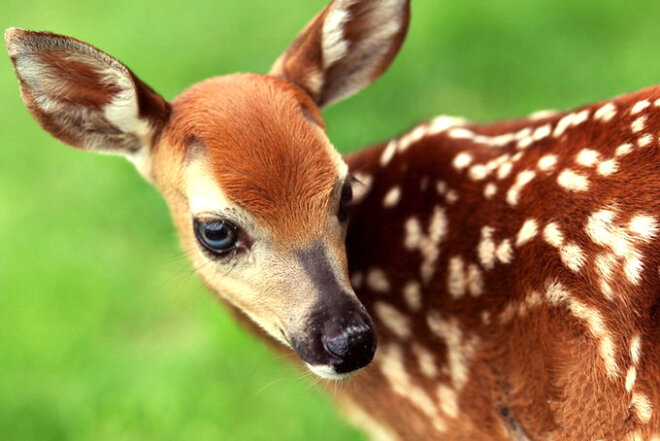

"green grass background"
[2,1,660,440]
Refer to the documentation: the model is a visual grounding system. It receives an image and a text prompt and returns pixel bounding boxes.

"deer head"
[5,0,411,380]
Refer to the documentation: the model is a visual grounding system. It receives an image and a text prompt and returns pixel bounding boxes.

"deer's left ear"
[270,0,410,108]
[5,28,170,166]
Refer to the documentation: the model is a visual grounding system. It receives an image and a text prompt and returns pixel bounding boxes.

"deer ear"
[4,28,170,162]
[270,0,410,108]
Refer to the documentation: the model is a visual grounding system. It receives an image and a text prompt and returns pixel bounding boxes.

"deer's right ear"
[4,28,170,162]
[270,0,410,108]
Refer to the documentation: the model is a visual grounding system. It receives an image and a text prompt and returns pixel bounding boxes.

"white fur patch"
[631,392,653,423]
[631,116,647,133]
[380,140,398,166]
[506,170,536,206]
[404,207,448,283]
[383,186,402,208]
[374,301,411,339]
[377,343,448,433]
[366,268,390,293]
[403,281,422,312]
[594,103,617,122]
[413,344,438,378]
[629,215,658,241]
[615,143,634,157]
[484,183,497,199]
[597,159,618,176]
[557,169,589,192]
[576,148,600,167]
[516,219,538,246]
[631,99,650,115]
[538,154,558,171]
[426,312,479,390]
[453,152,473,170]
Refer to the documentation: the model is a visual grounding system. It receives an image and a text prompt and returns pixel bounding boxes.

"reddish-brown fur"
[336,88,660,440]
[163,74,336,240]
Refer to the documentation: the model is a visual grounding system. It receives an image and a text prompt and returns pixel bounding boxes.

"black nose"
[322,316,377,373]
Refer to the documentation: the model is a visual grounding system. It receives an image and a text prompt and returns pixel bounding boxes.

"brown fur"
[339,88,660,440]
[163,74,336,241]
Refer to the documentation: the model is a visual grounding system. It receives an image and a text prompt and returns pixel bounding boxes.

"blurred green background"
[2,1,660,440]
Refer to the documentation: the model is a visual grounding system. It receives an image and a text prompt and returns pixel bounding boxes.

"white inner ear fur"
[320,0,407,105]
[13,41,154,173]
[322,0,355,68]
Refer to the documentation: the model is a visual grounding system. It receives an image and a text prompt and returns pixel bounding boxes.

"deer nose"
[322,315,377,373]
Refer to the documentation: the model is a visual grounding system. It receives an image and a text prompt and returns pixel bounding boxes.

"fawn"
[7,0,660,439]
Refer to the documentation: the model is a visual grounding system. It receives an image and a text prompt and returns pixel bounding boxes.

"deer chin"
[305,363,352,381]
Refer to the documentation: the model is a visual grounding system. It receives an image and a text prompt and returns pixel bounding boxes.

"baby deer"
[7,0,660,440]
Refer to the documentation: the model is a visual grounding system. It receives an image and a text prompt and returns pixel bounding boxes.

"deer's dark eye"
[338,183,353,222]
[194,219,239,256]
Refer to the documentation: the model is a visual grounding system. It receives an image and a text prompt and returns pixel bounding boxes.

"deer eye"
[338,182,353,222]
[194,219,239,256]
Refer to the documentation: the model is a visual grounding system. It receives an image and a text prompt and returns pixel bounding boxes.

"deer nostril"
[322,324,377,373]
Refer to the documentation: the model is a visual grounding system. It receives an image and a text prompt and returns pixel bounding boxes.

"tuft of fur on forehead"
[166,74,339,240]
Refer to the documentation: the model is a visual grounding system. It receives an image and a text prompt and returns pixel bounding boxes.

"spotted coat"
[341,88,660,440]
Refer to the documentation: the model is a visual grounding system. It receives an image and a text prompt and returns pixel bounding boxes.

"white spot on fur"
[403,281,422,312]
[378,344,448,433]
[383,186,401,208]
[538,154,558,171]
[631,392,653,423]
[594,103,617,122]
[559,243,586,272]
[426,312,478,390]
[576,148,600,167]
[506,170,536,206]
[453,152,473,171]
[496,239,513,264]
[467,264,483,296]
[484,183,497,199]
[597,159,618,176]
[557,169,589,192]
[447,257,466,298]
[533,123,552,141]
[629,215,658,241]
[516,219,538,246]
[497,162,513,180]
[437,384,459,418]
[631,335,642,365]
[366,268,390,293]
[631,116,647,133]
[413,344,438,378]
[445,190,459,204]
[404,207,448,284]
[478,227,497,270]
[543,222,565,248]
[616,143,634,157]
[351,271,364,289]
[374,302,411,339]
[468,164,489,181]
[380,140,398,166]
[638,134,653,147]
[626,367,638,393]
[631,100,650,115]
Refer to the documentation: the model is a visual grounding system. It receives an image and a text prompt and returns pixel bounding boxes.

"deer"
[6,0,660,439]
